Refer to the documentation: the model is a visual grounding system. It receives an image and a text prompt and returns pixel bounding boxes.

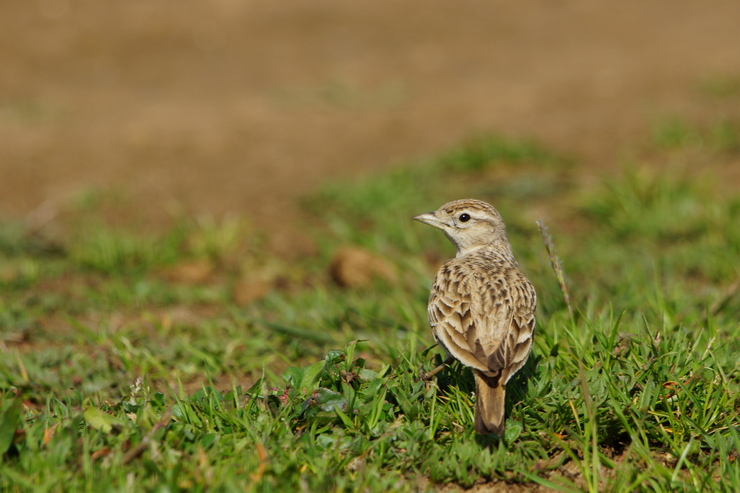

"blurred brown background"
[2,0,739,247]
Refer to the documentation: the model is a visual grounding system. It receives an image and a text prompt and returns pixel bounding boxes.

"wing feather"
[428,254,536,384]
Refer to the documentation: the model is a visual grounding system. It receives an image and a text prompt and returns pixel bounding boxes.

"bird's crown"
[438,199,501,218]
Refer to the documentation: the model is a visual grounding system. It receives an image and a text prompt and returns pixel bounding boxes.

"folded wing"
[428,259,535,383]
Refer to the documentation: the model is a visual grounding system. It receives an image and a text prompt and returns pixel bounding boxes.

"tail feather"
[474,370,506,436]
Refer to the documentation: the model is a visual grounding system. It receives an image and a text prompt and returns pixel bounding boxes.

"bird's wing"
[481,272,536,385]
[428,259,536,382]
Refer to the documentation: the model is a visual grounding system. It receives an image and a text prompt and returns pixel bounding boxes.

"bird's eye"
[459,213,471,223]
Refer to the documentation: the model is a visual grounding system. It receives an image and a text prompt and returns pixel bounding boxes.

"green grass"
[650,116,740,153]
[1,120,740,491]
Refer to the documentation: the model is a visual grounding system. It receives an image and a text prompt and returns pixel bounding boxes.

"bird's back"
[428,247,536,384]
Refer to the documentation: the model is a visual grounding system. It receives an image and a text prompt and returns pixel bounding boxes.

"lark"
[414,199,536,436]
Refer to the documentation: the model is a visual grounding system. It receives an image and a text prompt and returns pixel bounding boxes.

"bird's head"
[413,199,512,258]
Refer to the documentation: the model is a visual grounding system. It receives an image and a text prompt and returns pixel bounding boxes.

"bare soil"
[2,0,739,251]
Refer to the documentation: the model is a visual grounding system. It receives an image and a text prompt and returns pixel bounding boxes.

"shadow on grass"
[427,349,542,447]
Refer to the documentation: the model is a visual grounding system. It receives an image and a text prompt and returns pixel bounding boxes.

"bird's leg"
[421,356,455,381]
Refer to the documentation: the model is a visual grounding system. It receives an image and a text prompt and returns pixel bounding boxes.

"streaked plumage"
[414,199,536,435]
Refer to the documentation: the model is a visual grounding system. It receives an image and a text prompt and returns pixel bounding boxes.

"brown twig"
[249,442,268,483]
[537,219,573,319]
[121,408,172,465]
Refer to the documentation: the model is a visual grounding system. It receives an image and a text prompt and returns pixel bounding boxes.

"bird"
[413,199,536,436]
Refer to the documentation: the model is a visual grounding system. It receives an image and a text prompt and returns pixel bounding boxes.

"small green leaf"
[83,405,125,433]
[344,341,358,371]
[299,361,326,392]
[366,385,388,429]
[171,403,186,420]
[504,420,523,442]
[200,433,218,449]
[0,398,23,455]
[281,366,304,388]
[316,435,335,449]
[357,369,378,380]
[325,350,344,365]
[340,382,356,408]
[334,405,355,429]
[549,342,559,357]
[152,392,166,408]
[315,388,348,413]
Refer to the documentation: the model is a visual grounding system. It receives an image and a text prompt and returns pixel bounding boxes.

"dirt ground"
[2,0,739,251]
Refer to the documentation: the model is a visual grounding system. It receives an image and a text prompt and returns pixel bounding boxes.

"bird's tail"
[473,370,506,436]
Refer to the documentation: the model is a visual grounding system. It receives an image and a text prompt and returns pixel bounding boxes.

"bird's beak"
[413,212,446,230]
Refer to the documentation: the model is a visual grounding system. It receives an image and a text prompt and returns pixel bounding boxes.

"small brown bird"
[414,199,536,435]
